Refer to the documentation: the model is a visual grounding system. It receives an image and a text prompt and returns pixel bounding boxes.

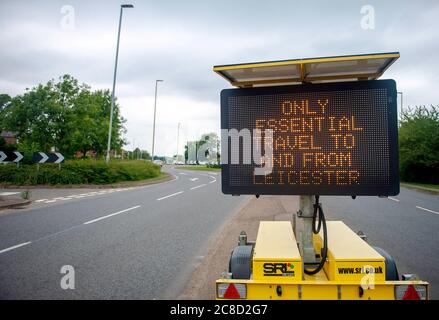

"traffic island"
[0,194,31,211]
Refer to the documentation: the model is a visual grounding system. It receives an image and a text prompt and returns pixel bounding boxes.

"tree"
[1,75,126,158]
[0,93,12,109]
[2,82,60,152]
[399,105,439,183]
[0,93,12,138]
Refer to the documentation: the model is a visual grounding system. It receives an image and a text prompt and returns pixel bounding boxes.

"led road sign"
[221,80,399,196]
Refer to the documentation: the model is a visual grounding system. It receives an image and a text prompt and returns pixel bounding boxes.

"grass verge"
[401,182,439,193]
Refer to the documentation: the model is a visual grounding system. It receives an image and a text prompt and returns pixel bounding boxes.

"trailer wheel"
[373,246,399,281]
[228,245,253,279]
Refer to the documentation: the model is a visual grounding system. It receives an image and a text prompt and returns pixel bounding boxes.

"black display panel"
[220,80,399,196]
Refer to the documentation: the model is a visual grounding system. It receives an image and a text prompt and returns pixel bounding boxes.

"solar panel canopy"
[214,52,399,87]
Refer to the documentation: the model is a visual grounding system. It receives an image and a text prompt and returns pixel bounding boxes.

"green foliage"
[0,136,5,149]
[0,93,12,125]
[1,75,126,158]
[0,160,160,185]
[399,105,439,184]
[130,148,151,160]
[21,190,31,200]
[206,163,221,169]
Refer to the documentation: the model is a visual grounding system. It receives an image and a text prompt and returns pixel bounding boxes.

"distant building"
[173,154,184,164]
[164,157,174,164]
[75,150,97,158]
[0,131,17,145]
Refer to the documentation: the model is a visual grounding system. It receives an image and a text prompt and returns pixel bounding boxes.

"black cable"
[304,195,328,275]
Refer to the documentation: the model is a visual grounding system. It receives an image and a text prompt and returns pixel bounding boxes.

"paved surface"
[0,166,247,299]
[1,168,438,299]
[321,188,439,299]
[182,188,439,299]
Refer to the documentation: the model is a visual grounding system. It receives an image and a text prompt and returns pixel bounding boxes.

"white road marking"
[83,205,141,225]
[179,172,187,175]
[0,242,31,254]
[190,184,206,190]
[30,175,179,206]
[416,206,439,216]
[388,197,399,202]
[157,191,184,201]
[208,175,217,183]
[0,192,20,196]
[190,178,199,181]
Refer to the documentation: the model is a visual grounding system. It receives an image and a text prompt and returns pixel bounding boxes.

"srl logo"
[263,262,295,276]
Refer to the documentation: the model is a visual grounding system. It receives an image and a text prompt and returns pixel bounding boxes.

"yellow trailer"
[216,219,429,300]
[213,52,429,300]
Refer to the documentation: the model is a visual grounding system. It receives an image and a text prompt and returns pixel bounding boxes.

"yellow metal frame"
[216,220,429,300]
[213,52,400,87]
[253,221,302,281]
[216,278,429,300]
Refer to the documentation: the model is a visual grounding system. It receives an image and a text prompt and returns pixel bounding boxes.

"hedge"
[0,160,161,185]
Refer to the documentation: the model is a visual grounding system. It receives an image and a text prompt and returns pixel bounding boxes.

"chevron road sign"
[0,151,24,163]
[32,152,65,164]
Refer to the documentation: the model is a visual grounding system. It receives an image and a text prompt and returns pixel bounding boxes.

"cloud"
[0,0,438,156]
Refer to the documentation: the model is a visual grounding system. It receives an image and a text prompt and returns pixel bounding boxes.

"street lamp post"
[397,91,403,116]
[151,79,163,160]
[105,4,134,165]
[176,122,180,160]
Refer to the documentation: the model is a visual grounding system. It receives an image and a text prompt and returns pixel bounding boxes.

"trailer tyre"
[229,245,253,279]
[373,246,399,281]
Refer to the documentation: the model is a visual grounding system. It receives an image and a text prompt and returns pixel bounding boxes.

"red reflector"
[224,283,240,299]
[403,285,421,300]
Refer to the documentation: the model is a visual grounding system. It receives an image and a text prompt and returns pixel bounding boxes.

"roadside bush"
[206,163,221,169]
[0,160,161,185]
[399,105,439,184]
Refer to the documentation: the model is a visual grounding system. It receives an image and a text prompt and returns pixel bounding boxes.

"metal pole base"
[298,195,316,265]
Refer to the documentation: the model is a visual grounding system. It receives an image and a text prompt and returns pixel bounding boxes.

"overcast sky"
[1,0,438,156]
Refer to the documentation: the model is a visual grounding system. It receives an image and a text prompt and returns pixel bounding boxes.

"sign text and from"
[220,80,399,196]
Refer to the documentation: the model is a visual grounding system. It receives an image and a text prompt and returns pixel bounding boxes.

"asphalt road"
[0,166,246,299]
[320,188,439,299]
[1,167,438,299]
